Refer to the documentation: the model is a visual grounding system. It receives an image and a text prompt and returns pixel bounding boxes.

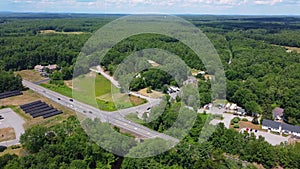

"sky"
[1,0,300,15]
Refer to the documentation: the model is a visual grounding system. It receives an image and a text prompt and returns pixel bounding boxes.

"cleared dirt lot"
[138,88,164,99]
[237,121,261,130]
[0,128,16,142]
[15,70,46,82]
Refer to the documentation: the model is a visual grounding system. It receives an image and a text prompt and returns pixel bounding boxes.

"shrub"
[242,118,248,122]
[252,117,259,124]
[234,124,240,128]
[232,117,240,124]
[11,145,21,149]
[0,146,7,152]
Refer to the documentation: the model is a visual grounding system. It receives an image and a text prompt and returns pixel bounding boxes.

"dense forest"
[0,13,300,168]
[0,71,23,93]
[1,114,300,169]
[0,13,299,122]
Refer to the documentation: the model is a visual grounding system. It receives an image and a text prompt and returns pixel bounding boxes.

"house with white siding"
[262,119,300,137]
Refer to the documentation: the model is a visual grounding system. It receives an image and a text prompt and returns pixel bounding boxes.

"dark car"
[57,98,61,100]
[0,116,4,120]
[88,111,93,114]
[69,99,73,102]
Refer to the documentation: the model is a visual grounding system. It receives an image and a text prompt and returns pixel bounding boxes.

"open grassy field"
[15,70,46,82]
[39,30,87,35]
[40,83,73,98]
[283,46,300,53]
[42,72,147,111]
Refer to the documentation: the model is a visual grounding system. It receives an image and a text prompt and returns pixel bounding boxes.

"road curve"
[22,80,179,143]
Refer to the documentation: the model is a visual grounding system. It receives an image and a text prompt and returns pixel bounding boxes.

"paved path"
[90,66,121,88]
[0,108,25,147]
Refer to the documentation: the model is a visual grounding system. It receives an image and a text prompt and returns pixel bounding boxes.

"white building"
[262,119,300,137]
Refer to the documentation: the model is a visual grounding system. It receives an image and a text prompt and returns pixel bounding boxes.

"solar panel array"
[0,90,22,99]
[20,100,62,119]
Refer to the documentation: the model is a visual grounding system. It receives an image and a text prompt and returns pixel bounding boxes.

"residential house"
[34,65,45,72]
[230,104,237,110]
[183,76,198,86]
[281,123,300,137]
[262,119,281,133]
[272,107,284,120]
[262,119,300,137]
[237,108,246,115]
[34,64,58,73]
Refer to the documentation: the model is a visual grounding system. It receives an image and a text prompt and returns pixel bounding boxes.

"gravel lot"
[0,108,25,146]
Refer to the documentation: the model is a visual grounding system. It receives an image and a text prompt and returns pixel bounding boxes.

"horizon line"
[1,11,300,17]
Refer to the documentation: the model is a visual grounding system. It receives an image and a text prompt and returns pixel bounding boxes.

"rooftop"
[272,107,284,117]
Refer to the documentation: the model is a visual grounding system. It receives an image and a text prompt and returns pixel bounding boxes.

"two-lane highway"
[22,80,179,143]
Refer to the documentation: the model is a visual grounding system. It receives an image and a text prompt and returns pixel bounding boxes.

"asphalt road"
[22,80,179,143]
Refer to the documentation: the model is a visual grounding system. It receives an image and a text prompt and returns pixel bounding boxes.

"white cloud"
[254,0,282,5]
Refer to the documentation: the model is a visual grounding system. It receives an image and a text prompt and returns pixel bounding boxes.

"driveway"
[0,108,25,147]
[199,107,253,128]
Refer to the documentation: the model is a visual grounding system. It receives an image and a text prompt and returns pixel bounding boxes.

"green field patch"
[42,72,147,111]
[40,83,73,98]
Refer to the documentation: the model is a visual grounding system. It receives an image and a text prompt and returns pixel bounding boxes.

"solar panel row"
[20,100,42,109]
[20,100,63,119]
[0,90,22,99]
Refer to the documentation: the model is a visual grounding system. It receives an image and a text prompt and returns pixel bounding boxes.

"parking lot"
[240,128,289,145]
[0,108,25,146]
[199,107,254,128]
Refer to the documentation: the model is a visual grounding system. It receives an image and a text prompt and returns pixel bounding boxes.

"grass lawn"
[40,83,73,98]
[213,99,228,105]
[125,113,145,124]
[42,72,147,111]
